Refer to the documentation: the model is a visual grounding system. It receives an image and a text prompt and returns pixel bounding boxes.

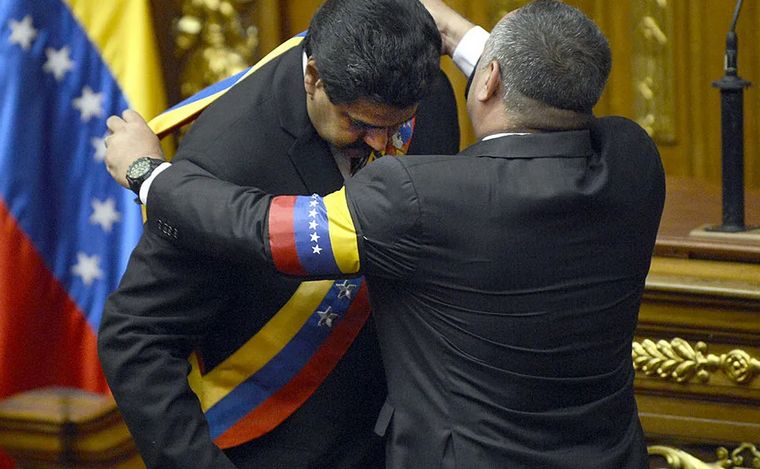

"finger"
[122,109,147,125]
[106,115,126,132]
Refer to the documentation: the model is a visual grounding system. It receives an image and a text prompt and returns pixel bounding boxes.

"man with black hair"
[106,1,664,467]
[97,0,459,468]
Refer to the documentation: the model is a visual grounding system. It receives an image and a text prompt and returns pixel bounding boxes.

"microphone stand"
[708,0,752,232]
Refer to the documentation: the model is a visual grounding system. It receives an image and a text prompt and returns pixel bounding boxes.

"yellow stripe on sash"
[323,188,361,274]
[148,35,305,137]
[188,280,335,411]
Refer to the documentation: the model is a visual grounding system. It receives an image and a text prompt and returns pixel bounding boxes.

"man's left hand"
[105,109,165,188]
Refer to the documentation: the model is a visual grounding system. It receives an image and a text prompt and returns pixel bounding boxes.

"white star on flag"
[73,86,104,122]
[310,233,320,242]
[309,200,318,207]
[312,245,323,255]
[309,220,318,230]
[91,136,107,162]
[43,46,75,81]
[89,197,121,232]
[71,252,103,286]
[308,209,318,218]
[8,15,37,51]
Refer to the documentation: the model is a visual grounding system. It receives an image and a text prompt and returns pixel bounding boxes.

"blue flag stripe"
[0,0,141,330]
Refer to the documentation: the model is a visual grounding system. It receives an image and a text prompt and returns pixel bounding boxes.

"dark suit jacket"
[98,44,459,469]
[143,116,665,469]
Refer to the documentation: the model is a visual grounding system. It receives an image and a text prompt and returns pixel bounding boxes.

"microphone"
[724,0,742,76]
[708,0,752,233]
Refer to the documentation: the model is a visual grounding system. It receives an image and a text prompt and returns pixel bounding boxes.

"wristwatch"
[126,157,165,197]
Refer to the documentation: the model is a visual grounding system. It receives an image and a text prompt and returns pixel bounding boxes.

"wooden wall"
[156,0,760,190]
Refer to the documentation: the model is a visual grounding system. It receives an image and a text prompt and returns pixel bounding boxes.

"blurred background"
[152,0,760,189]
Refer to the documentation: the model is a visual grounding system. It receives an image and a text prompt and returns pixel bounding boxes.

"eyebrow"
[348,115,413,131]
[348,116,385,131]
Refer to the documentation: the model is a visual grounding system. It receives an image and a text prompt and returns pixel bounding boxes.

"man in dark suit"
[104,1,665,467]
[96,0,459,467]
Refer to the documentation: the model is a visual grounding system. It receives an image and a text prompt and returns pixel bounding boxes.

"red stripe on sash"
[269,196,308,276]
[214,284,371,448]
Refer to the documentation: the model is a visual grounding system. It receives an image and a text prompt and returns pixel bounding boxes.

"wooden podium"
[637,178,760,468]
[0,388,143,468]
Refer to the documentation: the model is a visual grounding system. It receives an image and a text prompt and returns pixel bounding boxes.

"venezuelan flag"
[0,0,166,419]
[269,188,362,277]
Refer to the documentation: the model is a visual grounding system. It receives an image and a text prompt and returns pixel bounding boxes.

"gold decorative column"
[631,0,676,143]
[173,0,259,99]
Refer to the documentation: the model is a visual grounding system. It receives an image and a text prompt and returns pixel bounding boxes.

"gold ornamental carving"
[648,443,760,469]
[631,0,676,143]
[174,0,259,99]
[632,338,760,385]
[715,443,760,469]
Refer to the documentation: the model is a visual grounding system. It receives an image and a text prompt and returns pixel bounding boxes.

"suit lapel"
[288,132,344,195]
[273,45,343,195]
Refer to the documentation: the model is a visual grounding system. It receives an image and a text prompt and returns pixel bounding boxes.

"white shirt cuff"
[139,161,172,205]
[452,26,489,77]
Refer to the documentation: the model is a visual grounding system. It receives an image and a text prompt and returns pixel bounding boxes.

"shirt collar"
[482,132,531,141]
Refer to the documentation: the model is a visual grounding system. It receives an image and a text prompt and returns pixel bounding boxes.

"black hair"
[303,0,442,108]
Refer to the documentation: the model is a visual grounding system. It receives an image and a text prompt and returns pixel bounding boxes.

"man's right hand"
[419,0,476,56]
[104,109,165,188]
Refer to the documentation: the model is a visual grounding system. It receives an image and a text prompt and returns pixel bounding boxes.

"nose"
[362,127,389,152]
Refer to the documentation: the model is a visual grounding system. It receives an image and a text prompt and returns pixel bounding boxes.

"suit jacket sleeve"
[146,157,420,281]
[407,69,460,156]
[98,229,238,468]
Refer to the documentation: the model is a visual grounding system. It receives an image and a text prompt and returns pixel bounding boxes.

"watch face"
[127,158,151,179]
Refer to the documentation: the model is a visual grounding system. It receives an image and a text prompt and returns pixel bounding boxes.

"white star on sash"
[317,307,339,328]
[335,280,357,300]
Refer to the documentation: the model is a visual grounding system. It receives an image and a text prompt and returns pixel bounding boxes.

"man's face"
[305,61,417,159]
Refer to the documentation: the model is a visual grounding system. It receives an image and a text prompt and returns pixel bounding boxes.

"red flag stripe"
[0,200,107,398]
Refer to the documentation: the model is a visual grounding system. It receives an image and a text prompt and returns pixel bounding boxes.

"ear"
[304,59,322,97]
[475,60,501,103]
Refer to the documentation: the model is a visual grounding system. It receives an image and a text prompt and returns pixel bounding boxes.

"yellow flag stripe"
[64,0,166,119]
[148,35,305,136]
[188,280,335,411]
[323,189,361,274]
